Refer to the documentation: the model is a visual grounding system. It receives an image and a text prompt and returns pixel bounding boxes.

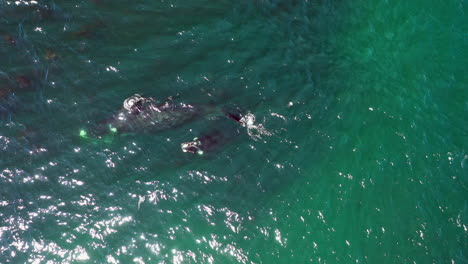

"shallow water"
[0,0,467,263]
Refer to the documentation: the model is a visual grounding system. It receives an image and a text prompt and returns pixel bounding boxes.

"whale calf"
[181,128,238,155]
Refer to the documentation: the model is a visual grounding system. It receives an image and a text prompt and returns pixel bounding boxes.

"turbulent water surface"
[0,0,467,263]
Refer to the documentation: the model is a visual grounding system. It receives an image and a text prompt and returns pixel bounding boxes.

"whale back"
[111,102,201,133]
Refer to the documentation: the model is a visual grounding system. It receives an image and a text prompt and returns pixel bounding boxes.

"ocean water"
[0,0,467,263]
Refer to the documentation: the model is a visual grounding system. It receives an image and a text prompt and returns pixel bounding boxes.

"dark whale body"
[82,94,247,155]
[181,129,233,155]
[91,100,203,136]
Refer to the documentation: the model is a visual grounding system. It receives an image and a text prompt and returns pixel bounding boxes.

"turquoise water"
[1,0,467,263]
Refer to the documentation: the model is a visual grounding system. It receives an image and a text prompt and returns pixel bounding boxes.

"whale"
[81,94,207,138]
[181,129,230,155]
[79,94,258,155]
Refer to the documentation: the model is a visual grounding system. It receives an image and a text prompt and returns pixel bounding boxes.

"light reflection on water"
[1,147,288,263]
[1,0,466,263]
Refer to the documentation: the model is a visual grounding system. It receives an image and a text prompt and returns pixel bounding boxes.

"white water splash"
[239,112,272,141]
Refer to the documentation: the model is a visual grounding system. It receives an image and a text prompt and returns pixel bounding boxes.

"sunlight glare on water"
[0,0,467,263]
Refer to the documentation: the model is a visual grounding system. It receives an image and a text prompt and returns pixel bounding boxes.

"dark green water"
[1,0,467,263]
